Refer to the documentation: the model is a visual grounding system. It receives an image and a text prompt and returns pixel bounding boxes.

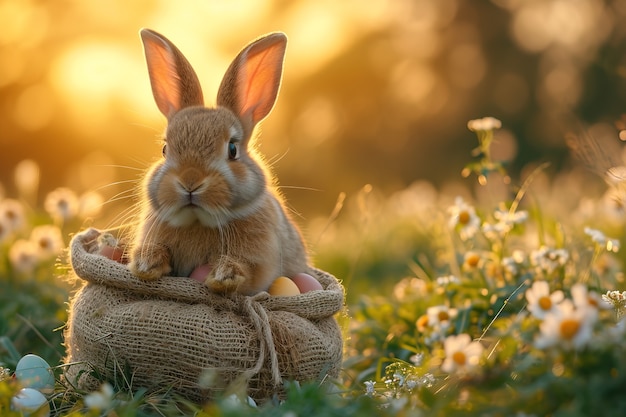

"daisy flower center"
[452,351,467,366]
[559,319,580,340]
[38,238,52,250]
[58,199,69,212]
[438,311,450,322]
[458,211,471,225]
[466,253,480,267]
[417,315,429,331]
[538,296,552,311]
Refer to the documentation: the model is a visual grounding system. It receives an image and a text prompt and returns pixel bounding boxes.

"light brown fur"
[128,29,308,295]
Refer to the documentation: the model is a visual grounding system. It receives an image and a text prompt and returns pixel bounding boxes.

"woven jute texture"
[64,228,344,402]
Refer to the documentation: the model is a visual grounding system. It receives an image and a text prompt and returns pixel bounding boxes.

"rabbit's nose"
[178,168,203,189]
[176,169,206,199]
[175,167,231,209]
[181,181,202,194]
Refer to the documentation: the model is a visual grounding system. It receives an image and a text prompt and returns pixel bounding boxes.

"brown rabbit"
[127,28,308,295]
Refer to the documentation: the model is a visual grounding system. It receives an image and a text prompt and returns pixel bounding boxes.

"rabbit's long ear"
[140,29,204,119]
[217,33,287,138]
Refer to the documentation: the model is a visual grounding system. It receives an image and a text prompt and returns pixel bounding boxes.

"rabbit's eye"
[162,144,167,157]
[228,141,239,160]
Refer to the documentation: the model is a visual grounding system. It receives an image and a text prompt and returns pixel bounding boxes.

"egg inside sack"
[268,276,301,296]
[11,388,50,417]
[98,245,126,263]
[96,233,127,264]
[189,263,213,282]
[291,272,324,293]
[15,354,55,394]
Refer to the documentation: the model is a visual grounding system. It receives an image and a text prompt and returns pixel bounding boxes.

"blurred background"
[1,0,626,227]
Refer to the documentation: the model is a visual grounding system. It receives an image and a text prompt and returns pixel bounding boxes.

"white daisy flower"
[481,221,511,239]
[364,380,376,396]
[525,281,564,320]
[44,187,79,223]
[463,251,485,270]
[426,305,458,331]
[9,239,40,274]
[467,117,502,132]
[30,225,64,260]
[441,334,484,374]
[436,275,460,286]
[448,196,481,240]
[0,198,26,233]
[571,283,610,313]
[602,290,626,320]
[493,208,528,230]
[530,247,569,275]
[584,227,620,252]
[502,250,526,276]
[393,277,428,301]
[602,290,626,309]
[535,299,596,350]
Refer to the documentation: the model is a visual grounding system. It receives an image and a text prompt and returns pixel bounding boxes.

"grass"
[3,118,626,416]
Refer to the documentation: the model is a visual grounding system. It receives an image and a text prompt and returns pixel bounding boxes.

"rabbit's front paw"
[128,246,171,280]
[204,260,247,292]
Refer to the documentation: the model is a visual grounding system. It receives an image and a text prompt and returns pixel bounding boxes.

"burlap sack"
[64,228,344,402]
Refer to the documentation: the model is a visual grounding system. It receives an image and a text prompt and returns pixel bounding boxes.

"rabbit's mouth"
[156,167,234,227]
[183,193,201,207]
[163,202,233,229]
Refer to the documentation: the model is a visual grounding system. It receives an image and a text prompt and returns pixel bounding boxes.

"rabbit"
[127,28,309,295]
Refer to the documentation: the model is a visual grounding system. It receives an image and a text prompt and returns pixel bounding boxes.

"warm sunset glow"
[4,5,626,414]
[0,0,622,222]
[49,38,149,132]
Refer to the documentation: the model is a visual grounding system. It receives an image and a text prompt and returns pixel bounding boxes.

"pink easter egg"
[189,263,213,282]
[292,272,323,293]
[99,245,127,264]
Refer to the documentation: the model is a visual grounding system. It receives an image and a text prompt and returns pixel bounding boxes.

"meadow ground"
[2,119,626,416]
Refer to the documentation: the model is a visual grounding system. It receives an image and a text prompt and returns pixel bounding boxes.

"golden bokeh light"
[511,0,612,53]
[49,37,151,136]
[0,0,624,223]
[0,0,49,47]
[293,97,339,148]
[13,83,54,131]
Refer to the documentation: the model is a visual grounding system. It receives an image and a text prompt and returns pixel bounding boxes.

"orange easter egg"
[292,272,323,293]
[190,263,213,282]
[268,276,301,296]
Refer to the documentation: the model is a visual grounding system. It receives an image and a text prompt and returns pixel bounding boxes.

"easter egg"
[189,263,213,282]
[246,396,257,407]
[291,272,324,293]
[97,233,127,264]
[98,245,126,263]
[15,354,55,394]
[268,276,301,296]
[11,388,50,417]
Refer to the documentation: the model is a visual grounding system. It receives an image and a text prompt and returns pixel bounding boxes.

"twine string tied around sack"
[242,295,282,386]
